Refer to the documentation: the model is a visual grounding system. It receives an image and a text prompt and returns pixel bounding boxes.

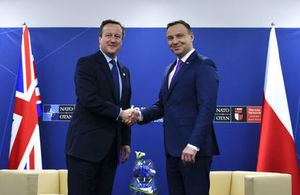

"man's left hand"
[181,145,197,164]
[121,145,130,164]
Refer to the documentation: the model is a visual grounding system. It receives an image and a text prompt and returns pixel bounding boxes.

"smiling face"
[99,23,123,59]
[166,23,194,59]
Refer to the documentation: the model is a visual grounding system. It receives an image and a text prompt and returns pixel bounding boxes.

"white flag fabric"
[257,26,300,195]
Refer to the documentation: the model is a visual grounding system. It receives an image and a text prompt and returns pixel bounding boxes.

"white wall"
[1,0,300,27]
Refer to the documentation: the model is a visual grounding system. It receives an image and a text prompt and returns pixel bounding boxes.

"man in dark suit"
[65,19,133,195]
[129,20,220,195]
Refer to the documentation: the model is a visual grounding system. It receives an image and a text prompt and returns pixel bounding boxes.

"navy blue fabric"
[140,51,219,157]
[110,60,120,103]
[65,50,131,194]
[166,155,212,195]
[140,51,219,194]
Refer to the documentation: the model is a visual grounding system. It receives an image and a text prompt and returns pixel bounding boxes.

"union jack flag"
[8,26,42,169]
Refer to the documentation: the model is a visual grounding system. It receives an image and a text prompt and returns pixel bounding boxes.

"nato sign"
[215,106,261,123]
[43,104,75,121]
[43,104,261,123]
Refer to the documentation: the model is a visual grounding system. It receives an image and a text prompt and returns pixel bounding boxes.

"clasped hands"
[120,108,140,126]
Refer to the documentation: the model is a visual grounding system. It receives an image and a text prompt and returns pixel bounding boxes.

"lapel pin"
[123,73,126,77]
[186,62,189,64]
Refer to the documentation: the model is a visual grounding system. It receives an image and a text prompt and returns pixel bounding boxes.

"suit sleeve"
[139,89,164,124]
[139,65,171,124]
[74,57,120,119]
[189,59,219,148]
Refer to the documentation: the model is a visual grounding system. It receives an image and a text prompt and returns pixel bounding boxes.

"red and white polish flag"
[257,26,300,195]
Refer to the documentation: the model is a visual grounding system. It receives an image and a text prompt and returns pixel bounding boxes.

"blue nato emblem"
[43,104,59,121]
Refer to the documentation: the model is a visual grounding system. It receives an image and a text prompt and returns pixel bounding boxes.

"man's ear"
[190,32,194,42]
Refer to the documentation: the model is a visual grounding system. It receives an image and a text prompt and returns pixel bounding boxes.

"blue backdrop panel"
[1,27,300,195]
[0,28,22,168]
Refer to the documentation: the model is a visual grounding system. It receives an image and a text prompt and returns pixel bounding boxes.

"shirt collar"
[100,49,118,64]
[177,48,195,63]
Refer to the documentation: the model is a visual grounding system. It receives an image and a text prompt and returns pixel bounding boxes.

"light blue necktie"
[110,60,120,102]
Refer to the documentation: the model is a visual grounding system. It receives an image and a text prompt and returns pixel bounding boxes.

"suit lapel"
[167,51,198,97]
[95,51,119,103]
[118,62,129,105]
[168,61,189,93]
[161,62,176,99]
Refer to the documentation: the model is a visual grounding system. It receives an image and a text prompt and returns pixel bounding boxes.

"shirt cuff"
[117,108,122,120]
[187,144,200,151]
[138,110,143,121]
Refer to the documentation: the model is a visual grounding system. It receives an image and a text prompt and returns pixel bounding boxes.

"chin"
[174,51,183,56]
[109,49,119,55]
[108,51,117,56]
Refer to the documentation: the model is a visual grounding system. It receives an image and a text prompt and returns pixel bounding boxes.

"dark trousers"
[166,154,212,195]
[66,142,118,195]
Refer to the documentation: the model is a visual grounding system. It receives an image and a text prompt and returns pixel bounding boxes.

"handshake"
[120,107,140,126]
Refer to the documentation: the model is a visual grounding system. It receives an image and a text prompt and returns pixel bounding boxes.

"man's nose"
[172,38,179,44]
[110,37,117,42]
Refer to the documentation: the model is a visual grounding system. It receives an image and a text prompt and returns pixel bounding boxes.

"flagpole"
[9,23,43,170]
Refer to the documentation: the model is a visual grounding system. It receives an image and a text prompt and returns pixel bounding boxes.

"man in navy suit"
[130,20,220,195]
[65,19,134,195]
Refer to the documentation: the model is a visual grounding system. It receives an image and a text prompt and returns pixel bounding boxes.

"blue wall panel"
[1,27,300,194]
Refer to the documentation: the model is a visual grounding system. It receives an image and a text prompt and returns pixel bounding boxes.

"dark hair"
[167,20,192,34]
[99,19,125,39]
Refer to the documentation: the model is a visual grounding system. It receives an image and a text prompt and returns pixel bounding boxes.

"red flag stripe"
[30,147,35,169]
[23,27,32,91]
[257,99,300,188]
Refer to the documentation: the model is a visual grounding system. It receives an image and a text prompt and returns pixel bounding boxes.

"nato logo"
[43,105,59,121]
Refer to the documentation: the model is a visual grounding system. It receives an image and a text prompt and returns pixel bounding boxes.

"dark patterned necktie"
[110,60,120,101]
